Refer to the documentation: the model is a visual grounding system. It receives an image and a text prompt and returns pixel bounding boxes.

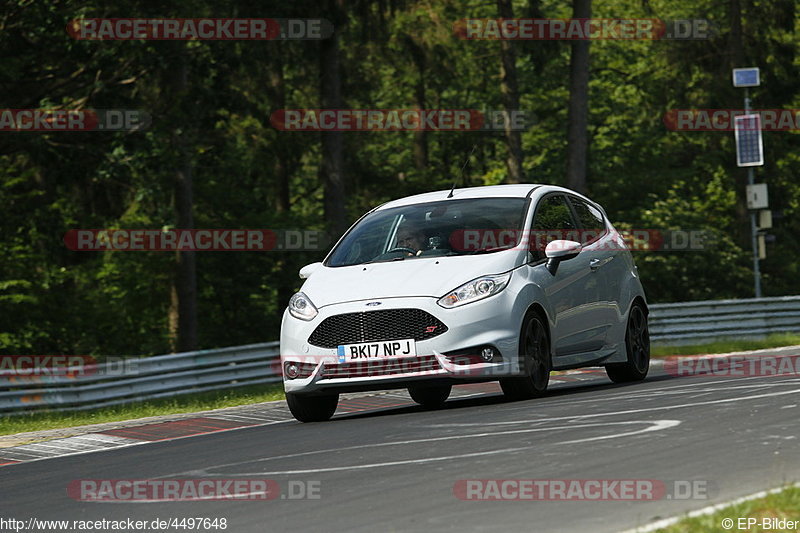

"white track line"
[194,420,679,477]
[165,420,675,477]
[0,420,288,467]
[430,385,800,427]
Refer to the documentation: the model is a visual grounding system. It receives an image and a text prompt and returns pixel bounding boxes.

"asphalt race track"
[3,350,800,533]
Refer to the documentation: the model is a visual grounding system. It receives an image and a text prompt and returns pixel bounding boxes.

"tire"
[286,393,339,422]
[408,385,452,409]
[606,303,650,383]
[500,312,551,401]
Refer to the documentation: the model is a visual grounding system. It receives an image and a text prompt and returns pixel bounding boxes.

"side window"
[569,197,606,244]
[530,195,579,260]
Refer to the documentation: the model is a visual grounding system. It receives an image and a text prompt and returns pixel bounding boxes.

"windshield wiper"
[469,244,517,255]
[363,255,406,265]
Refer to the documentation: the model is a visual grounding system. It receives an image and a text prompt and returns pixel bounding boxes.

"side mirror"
[299,262,323,279]
[544,240,581,275]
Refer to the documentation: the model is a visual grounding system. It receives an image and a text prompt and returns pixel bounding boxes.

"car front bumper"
[280,294,523,395]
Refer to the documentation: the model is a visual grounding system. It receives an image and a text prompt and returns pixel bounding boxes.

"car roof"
[375,184,584,210]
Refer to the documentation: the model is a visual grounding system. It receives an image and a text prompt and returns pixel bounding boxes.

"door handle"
[590,257,612,271]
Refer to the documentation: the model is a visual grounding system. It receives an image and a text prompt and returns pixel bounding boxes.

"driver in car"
[395,223,426,256]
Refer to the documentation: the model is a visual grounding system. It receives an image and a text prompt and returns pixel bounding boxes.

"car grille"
[320,355,440,379]
[307,309,447,349]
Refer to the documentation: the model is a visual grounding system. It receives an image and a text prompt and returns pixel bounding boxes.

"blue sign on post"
[734,114,763,167]
[732,67,760,88]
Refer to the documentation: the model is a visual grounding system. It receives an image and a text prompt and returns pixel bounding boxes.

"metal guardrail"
[0,342,281,416]
[2,296,799,415]
[649,296,800,346]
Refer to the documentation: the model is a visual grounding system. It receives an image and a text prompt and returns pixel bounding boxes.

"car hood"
[301,251,522,308]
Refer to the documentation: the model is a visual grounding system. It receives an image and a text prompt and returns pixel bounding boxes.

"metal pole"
[744,88,762,297]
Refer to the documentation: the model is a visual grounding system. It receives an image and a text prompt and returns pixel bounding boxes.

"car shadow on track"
[332,371,679,422]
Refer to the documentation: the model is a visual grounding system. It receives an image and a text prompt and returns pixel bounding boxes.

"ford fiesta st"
[280,184,650,422]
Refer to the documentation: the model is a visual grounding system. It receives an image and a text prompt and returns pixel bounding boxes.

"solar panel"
[734,114,763,166]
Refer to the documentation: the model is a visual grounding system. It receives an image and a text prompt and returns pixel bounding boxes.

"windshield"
[326,197,528,267]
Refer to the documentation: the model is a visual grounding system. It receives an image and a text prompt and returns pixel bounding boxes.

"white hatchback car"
[280,184,650,422]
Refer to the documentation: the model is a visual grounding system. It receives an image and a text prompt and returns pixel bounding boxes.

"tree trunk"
[319,0,348,237]
[168,44,198,353]
[413,78,428,170]
[404,35,428,170]
[268,53,291,213]
[497,0,524,183]
[726,0,745,69]
[565,0,591,194]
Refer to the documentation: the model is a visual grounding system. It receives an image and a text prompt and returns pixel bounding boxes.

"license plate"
[337,339,417,362]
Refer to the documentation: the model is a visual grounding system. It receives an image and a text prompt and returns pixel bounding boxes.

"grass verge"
[651,334,800,357]
[1,383,284,437]
[657,485,800,532]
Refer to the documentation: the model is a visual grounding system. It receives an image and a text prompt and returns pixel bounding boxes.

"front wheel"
[605,303,650,383]
[408,385,451,409]
[286,393,339,422]
[500,313,551,401]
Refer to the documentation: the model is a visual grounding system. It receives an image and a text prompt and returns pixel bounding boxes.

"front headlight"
[288,292,318,321]
[437,272,511,308]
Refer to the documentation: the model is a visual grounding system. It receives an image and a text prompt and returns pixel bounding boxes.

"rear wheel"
[605,303,650,383]
[286,393,339,422]
[500,313,550,401]
[408,385,452,409]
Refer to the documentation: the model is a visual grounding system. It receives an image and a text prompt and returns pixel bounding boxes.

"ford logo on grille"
[365,302,382,307]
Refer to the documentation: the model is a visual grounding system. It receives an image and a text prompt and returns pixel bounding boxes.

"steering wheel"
[386,247,416,255]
